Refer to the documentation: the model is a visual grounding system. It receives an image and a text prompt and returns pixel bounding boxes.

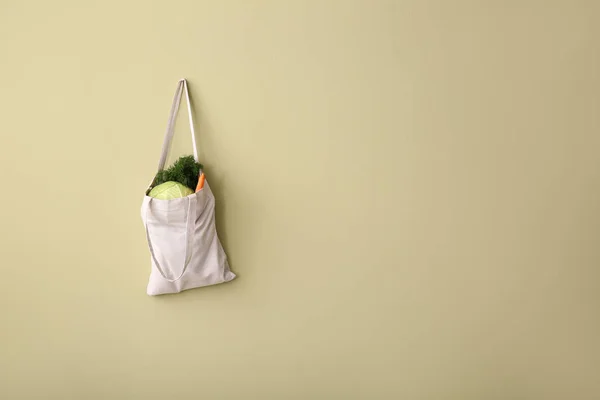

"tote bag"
[141,79,235,296]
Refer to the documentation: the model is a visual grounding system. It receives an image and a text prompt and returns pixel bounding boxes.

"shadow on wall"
[185,81,268,297]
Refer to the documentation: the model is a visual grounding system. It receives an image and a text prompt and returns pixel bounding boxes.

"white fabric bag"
[141,79,235,296]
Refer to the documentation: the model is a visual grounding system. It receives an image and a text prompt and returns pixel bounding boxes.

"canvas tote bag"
[141,79,235,295]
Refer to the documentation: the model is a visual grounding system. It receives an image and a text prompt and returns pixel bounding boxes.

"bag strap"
[144,196,196,282]
[157,79,199,172]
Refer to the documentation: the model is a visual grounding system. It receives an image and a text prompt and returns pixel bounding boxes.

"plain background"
[1,1,599,399]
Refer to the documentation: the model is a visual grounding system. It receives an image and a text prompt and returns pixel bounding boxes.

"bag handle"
[157,79,199,172]
[144,196,196,282]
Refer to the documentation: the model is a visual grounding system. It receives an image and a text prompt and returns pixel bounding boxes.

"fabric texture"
[141,79,235,296]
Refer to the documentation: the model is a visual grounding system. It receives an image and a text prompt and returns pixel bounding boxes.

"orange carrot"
[195,172,205,192]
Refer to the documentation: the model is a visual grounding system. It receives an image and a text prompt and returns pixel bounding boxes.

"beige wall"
[1,1,599,399]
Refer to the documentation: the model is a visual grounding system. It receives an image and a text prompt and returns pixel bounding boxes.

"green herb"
[153,155,203,190]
